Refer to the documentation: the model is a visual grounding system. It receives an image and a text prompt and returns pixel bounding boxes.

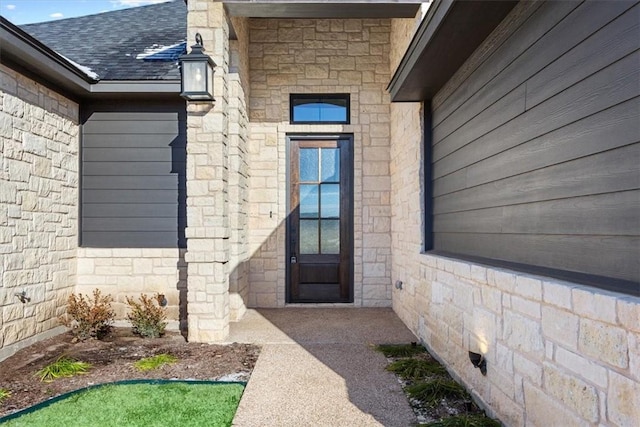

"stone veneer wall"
[75,249,185,324]
[247,18,393,307]
[389,8,640,427]
[0,64,79,360]
[185,1,255,340]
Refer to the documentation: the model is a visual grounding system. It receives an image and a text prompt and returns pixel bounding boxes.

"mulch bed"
[0,328,260,417]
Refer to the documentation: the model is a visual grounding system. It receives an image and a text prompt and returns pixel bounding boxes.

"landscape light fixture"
[179,33,216,101]
[468,351,487,375]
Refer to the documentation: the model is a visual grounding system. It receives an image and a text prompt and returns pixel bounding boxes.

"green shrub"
[134,354,177,371]
[59,289,115,340]
[36,357,91,382]
[126,294,167,338]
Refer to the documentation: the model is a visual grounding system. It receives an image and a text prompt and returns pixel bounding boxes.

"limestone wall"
[76,248,185,325]
[247,18,393,307]
[0,64,79,360]
[185,0,236,341]
[389,10,640,427]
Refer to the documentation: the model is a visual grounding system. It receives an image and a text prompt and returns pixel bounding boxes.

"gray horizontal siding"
[81,101,186,248]
[83,175,182,190]
[83,204,179,218]
[434,233,639,284]
[82,162,184,176]
[430,0,640,286]
[81,232,181,248]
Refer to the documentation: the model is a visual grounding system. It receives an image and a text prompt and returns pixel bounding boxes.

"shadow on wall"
[174,107,188,339]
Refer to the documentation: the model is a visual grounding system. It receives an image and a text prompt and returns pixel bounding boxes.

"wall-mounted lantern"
[179,33,216,101]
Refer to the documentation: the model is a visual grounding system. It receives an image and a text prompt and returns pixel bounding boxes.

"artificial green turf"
[3,383,244,427]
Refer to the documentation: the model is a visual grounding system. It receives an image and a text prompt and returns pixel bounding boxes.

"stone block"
[489,269,516,293]
[514,275,542,301]
[513,353,542,386]
[305,64,329,79]
[554,346,607,388]
[3,304,24,323]
[329,56,355,71]
[347,42,370,56]
[489,386,523,427]
[572,287,617,324]
[523,382,583,427]
[543,363,599,422]
[541,306,578,350]
[617,297,640,333]
[511,295,540,319]
[542,279,574,310]
[578,318,628,369]
[363,233,390,248]
[337,71,362,84]
[251,30,278,43]
[503,310,544,358]
[363,285,388,300]
[607,371,640,426]
[481,286,502,314]
[495,342,514,373]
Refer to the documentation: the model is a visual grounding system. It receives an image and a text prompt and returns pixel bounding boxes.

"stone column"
[185,1,231,342]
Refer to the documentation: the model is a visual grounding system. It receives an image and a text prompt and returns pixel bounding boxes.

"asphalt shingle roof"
[20,0,186,81]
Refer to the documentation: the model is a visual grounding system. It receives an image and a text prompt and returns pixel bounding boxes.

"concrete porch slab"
[229,308,417,426]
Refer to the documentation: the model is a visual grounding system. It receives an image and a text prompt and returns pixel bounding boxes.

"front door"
[288,137,352,303]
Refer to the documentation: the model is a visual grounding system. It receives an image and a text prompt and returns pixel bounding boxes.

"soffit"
[223,1,423,18]
[388,0,518,102]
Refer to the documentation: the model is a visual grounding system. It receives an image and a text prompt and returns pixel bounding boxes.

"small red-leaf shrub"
[59,289,115,340]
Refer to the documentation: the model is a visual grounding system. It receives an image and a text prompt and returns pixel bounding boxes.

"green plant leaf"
[376,343,426,358]
[36,357,92,382]
[425,414,502,427]
[387,358,447,379]
[406,378,471,408]
[0,387,11,403]
[134,354,178,372]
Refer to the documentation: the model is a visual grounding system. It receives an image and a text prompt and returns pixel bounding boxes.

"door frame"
[285,133,354,304]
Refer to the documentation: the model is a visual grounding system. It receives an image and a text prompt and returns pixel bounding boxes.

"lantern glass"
[182,61,208,94]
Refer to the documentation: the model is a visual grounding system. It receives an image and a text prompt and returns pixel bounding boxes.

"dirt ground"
[0,328,260,417]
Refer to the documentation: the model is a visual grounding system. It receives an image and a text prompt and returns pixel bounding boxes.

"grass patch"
[36,357,91,382]
[406,378,470,408]
[0,388,11,403]
[424,414,502,427]
[2,382,244,427]
[376,343,426,358]
[134,354,177,371]
[387,358,447,379]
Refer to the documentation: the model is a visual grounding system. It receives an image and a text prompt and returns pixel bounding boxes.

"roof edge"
[388,0,518,102]
[387,0,450,101]
[91,80,180,93]
[1,16,98,88]
[1,17,182,100]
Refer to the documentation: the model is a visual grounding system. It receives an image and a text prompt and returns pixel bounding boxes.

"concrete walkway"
[229,308,418,426]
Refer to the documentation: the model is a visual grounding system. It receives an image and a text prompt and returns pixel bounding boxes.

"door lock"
[290,256,297,264]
